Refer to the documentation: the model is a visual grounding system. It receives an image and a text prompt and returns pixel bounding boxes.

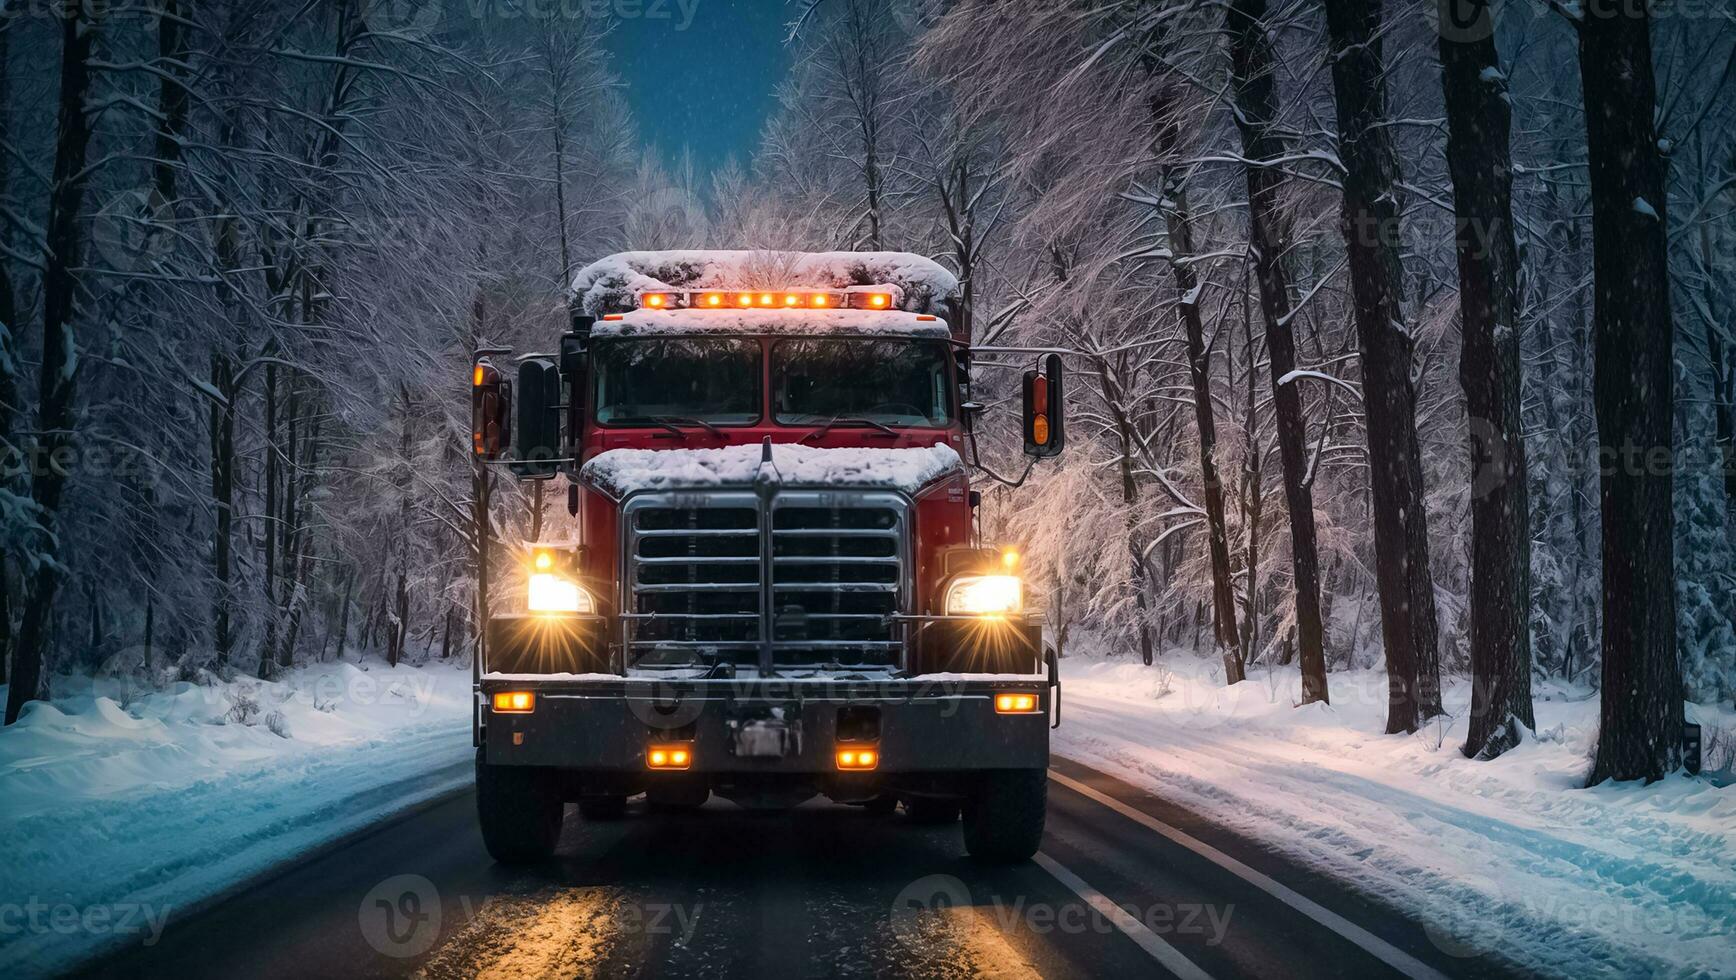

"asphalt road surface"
[83,756,1518,979]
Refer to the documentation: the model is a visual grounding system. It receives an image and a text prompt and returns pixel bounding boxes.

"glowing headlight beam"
[943,574,1023,617]
[528,573,594,615]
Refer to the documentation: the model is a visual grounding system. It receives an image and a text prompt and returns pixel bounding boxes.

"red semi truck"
[469,250,1066,863]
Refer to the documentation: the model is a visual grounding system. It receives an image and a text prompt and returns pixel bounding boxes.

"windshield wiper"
[614,416,725,437]
[653,415,724,437]
[801,415,898,441]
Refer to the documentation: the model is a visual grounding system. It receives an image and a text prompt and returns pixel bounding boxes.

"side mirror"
[510,357,562,480]
[471,357,511,460]
[1022,353,1065,458]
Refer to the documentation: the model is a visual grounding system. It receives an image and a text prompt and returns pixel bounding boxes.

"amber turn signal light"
[994,693,1040,714]
[647,745,692,770]
[492,691,535,713]
[836,748,879,770]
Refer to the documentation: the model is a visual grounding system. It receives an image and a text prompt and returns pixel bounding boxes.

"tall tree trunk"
[1132,8,1240,681]
[0,12,15,691]
[1578,3,1682,784]
[208,352,237,667]
[7,4,94,725]
[1224,0,1327,702]
[1101,360,1157,666]
[1321,0,1441,732]
[1712,328,1736,515]
[1171,193,1242,682]
[1438,1,1535,760]
[332,564,355,663]
[259,360,279,678]
[1237,304,1265,667]
[152,0,190,204]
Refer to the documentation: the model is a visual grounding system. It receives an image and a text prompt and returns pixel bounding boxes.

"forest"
[1,0,1732,785]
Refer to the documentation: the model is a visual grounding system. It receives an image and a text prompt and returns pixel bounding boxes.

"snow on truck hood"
[590,308,952,340]
[581,443,963,497]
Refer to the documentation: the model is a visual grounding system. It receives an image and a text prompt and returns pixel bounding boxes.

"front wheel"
[962,768,1047,863]
[475,748,564,864]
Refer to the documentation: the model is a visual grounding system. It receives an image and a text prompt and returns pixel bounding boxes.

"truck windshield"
[773,338,953,427]
[592,337,761,425]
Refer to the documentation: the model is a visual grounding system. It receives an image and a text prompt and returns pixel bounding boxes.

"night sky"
[602,0,795,179]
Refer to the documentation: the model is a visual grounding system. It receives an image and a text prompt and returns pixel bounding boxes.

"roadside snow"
[583,442,962,497]
[1053,646,1736,978]
[0,660,474,976]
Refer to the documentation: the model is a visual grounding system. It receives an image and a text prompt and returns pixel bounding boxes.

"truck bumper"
[479,675,1049,774]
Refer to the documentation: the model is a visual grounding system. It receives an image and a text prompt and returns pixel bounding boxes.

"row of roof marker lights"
[637,290,895,311]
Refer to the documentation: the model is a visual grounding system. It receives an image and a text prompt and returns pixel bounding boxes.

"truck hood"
[580,442,963,498]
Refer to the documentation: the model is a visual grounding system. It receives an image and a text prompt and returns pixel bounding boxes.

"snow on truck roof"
[582,443,963,497]
[570,250,961,318]
[590,308,953,340]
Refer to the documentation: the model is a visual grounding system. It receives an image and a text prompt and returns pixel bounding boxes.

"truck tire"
[902,796,962,824]
[577,795,629,820]
[962,768,1047,863]
[475,749,564,864]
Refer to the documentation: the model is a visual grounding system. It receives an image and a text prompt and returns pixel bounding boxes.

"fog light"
[648,745,692,770]
[836,748,878,770]
[994,692,1039,714]
[492,691,535,713]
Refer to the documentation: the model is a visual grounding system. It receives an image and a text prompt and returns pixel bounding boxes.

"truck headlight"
[944,575,1022,617]
[528,572,594,615]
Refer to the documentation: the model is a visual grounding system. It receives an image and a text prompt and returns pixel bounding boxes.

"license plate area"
[726,707,802,759]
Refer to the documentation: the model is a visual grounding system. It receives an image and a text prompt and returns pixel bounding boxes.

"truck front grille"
[624,490,908,670]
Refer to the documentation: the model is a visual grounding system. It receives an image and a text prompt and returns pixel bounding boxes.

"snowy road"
[80,756,1512,980]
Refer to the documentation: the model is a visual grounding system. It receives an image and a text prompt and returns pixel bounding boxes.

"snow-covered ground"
[0,660,474,976]
[5,643,1731,978]
[1052,646,1736,978]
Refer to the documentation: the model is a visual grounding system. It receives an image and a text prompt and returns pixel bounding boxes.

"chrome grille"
[623,491,908,670]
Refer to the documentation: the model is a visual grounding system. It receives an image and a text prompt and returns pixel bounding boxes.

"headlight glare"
[528,572,593,614]
[944,574,1023,616]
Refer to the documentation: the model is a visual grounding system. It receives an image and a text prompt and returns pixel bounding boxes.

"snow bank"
[0,659,474,975]
[570,250,960,317]
[582,442,963,497]
[592,308,952,339]
[1053,645,1736,978]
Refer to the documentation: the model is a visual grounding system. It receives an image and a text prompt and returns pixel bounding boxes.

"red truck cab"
[469,251,1066,863]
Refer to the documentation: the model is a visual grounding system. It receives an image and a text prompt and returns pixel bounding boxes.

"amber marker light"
[737,292,755,307]
[472,364,486,387]
[703,292,723,307]
[994,693,1040,714]
[868,293,889,308]
[642,292,668,308]
[836,748,879,770]
[758,292,776,306]
[493,691,535,713]
[811,293,830,307]
[647,745,692,770]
